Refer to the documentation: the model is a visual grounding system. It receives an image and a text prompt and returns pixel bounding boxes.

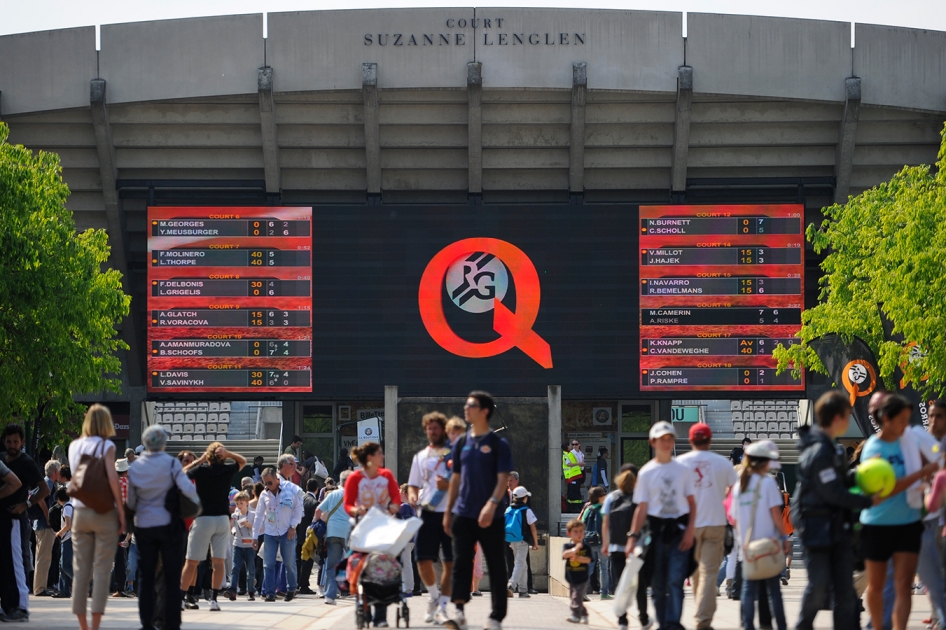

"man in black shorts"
[408,411,454,625]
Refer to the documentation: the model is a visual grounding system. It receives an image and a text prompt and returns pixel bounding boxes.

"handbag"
[741,477,786,581]
[165,459,202,520]
[67,439,115,514]
[312,458,329,480]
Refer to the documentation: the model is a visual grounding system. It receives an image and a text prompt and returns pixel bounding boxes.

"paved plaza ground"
[23,568,933,629]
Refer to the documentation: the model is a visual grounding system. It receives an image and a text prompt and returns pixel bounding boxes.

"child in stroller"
[347,551,410,628]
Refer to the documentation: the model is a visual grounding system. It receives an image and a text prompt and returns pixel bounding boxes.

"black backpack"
[48,502,67,531]
[607,492,636,547]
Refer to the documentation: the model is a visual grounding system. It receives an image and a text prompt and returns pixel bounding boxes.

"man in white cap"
[626,421,695,630]
[677,423,736,630]
[505,486,538,598]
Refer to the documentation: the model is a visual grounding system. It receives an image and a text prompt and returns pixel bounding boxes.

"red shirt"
[343,468,400,517]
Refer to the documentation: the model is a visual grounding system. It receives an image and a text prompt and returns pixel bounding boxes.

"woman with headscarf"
[67,404,127,630]
[127,425,200,630]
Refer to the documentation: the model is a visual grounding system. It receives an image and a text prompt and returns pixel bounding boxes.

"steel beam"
[834,77,861,204]
[671,66,693,193]
[258,67,280,195]
[363,63,382,196]
[468,62,483,195]
[569,63,587,194]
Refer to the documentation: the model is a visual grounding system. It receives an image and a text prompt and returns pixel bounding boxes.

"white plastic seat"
[734,433,746,441]
[731,401,741,411]
[218,412,230,423]
[196,413,207,423]
[192,435,203,441]
[765,411,777,422]
[733,422,745,433]
[206,423,217,433]
[732,411,742,422]
[170,435,181,441]
[195,423,206,434]
[748,433,757,440]
[181,434,192,441]
[218,424,228,434]
[754,412,766,422]
[172,424,183,434]
[216,434,227,441]
[197,402,210,408]
[778,422,791,433]
[185,413,196,423]
[767,422,779,433]
[173,413,185,423]
[183,423,194,433]
[175,402,186,408]
[776,411,788,422]
[744,421,755,432]
[220,402,231,411]
[208,413,218,423]
[209,402,220,411]
[757,433,768,439]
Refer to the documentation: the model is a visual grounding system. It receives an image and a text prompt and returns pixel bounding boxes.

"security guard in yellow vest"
[562,442,584,512]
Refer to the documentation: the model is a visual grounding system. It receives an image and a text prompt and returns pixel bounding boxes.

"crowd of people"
[564,390,946,630]
[2,387,945,630]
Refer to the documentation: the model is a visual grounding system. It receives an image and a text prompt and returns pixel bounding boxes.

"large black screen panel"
[311,205,638,398]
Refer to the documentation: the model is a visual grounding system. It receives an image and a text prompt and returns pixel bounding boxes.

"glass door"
[619,401,657,469]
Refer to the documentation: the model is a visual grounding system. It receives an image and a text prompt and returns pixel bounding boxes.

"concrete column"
[90,79,142,387]
[568,63,587,196]
[384,385,398,470]
[834,77,862,204]
[670,66,693,194]
[547,385,562,533]
[363,63,382,197]
[467,62,483,196]
[258,67,280,195]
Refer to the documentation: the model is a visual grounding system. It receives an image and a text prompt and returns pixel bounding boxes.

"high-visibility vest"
[562,451,582,481]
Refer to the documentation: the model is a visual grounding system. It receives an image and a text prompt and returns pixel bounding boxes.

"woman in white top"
[66,404,126,630]
[729,441,791,630]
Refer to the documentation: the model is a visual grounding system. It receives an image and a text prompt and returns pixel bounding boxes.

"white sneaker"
[580,617,589,625]
[209,600,221,612]
[484,620,502,630]
[567,616,581,624]
[618,625,628,630]
[376,622,389,628]
[324,598,336,605]
[452,611,468,630]
[435,608,450,625]
[425,600,439,623]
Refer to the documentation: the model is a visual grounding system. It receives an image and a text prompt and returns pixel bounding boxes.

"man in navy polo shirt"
[444,391,513,630]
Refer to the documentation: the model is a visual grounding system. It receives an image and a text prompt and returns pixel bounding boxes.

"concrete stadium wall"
[2,10,945,115]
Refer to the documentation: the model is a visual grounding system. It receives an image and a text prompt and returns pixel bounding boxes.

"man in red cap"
[677,423,737,630]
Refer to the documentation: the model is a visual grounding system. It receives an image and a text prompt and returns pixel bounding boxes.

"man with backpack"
[444,391,513,630]
[504,486,538,598]
[407,411,454,624]
[580,487,608,598]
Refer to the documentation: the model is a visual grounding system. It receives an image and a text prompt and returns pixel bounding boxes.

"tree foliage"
[775,123,946,395]
[0,122,130,448]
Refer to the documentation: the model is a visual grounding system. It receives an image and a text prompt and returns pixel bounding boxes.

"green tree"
[775,123,946,394]
[0,122,130,452]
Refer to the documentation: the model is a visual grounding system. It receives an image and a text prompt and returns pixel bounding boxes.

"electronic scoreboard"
[147,207,312,393]
[639,204,805,392]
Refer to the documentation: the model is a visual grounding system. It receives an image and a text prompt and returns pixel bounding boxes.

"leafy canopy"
[775,123,946,395]
[0,122,130,443]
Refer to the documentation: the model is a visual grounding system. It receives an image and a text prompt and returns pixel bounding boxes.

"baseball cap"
[689,423,712,442]
[512,486,531,499]
[115,458,130,473]
[649,421,675,440]
[745,440,780,461]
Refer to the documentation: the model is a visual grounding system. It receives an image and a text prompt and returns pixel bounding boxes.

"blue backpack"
[504,505,527,543]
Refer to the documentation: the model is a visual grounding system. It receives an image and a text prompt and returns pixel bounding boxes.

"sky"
[1,0,945,38]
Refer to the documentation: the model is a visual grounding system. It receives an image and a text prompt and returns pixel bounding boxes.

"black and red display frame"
[639,204,805,392]
[147,206,313,393]
[141,204,806,399]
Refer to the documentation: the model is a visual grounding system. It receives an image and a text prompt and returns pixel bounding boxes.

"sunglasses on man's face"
[464,402,480,409]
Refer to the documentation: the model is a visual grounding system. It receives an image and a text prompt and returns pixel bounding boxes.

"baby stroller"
[347,550,409,628]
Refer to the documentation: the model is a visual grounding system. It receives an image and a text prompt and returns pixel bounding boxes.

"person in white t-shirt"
[627,421,695,630]
[728,441,791,630]
[407,412,454,625]
[677,423,738,630]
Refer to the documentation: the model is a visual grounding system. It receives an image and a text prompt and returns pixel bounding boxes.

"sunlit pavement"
[25,568,933,629]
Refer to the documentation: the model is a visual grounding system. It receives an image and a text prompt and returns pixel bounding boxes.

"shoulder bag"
[67,439,115,514]
[741,478,785,581]
[165,459,202,520]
